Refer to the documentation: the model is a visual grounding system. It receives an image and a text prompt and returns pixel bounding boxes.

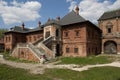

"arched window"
[106,22,113,33]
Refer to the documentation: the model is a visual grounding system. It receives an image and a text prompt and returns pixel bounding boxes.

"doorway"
[104,41,117,54]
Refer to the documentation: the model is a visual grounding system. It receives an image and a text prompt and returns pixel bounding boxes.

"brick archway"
[104,41,117,54]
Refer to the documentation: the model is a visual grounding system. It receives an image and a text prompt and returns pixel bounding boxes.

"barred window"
[65,32,68,37]
[66,48,69,53]
[74,48,78,53]
[75,31,79,36]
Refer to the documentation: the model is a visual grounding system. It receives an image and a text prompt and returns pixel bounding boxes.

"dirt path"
[0,57,120,74]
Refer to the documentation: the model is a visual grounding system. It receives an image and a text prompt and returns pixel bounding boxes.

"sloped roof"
[10,26,29,33]
[98,9,120,20]
[5,26,43,34]
[60,10,86,26]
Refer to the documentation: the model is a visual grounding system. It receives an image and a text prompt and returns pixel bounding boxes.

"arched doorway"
[104,41,117,54]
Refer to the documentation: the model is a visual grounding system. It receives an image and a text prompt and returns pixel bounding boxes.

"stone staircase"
[11,36,54,62]
[36,36,54,60]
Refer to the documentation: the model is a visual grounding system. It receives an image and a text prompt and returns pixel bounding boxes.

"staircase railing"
[32,38,43,45]
[11,35,55,61]
[11,43,44,60]
[38,42,54,59]
[28,43,44,57]
[43,36,53,45]
[37,36,54,59]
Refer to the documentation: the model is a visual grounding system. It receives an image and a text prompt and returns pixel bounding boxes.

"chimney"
[21,22,25,30]
[75,5,79,15]
[56,16,60,21]
[38,21,42,29]
[38,21,41,27]
[48,18,50,22]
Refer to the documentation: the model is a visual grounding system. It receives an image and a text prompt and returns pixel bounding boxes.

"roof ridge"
[60,10,86,26]
[105,8,120,13]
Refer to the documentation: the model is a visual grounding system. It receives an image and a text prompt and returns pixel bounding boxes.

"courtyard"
[0,54,120,80]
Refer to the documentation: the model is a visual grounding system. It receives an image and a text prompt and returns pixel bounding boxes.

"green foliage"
[0,64,120,80]
[58,56,113,66]
[0,29,7,38]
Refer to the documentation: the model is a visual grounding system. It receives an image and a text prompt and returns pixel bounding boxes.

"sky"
[0,0,120,29]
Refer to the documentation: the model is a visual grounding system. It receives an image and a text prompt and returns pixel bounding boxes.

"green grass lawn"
[0,64,120,80]
[57,55,114,66]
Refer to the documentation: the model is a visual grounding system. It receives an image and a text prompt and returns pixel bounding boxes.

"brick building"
[61,10,101,57]
[0,38,4,52]
[98,9,120,54]
[4,6,102,62]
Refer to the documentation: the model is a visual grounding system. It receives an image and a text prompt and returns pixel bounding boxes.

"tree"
[0,29,8,38]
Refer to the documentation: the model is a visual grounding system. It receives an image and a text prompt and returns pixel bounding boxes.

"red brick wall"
[11,47,40,62]
[62,23,87,57]
[4,32,26,51]
[98,18,120,54]
[99,18,120,35]
[26,30,43,43]
[62,22,102,57]
[86,22,102,55]
[4,30,43,51]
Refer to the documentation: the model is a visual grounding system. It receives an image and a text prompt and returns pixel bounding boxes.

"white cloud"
[66,0,77,11]
[67,0,120,23]
[0,0,41,24]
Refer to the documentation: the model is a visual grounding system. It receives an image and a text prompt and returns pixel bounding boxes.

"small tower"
[21,22,25,30]
[75,5,79,15]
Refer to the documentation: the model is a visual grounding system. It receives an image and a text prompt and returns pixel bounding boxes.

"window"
[34,36,36,41]
[66,48,69,53]
[106,22,113,33]
[64,32,68,37]
[15,38,18,42]
[9,37,10,42]
[45,31,50,38]
[75,31,79,36]
[6,37,7,42]
[37,35,40,38]
[88,48,90,54]
[29,36,31,42]
[56,29,59,37]
[108,28,111,33]
[74,48,78,53]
